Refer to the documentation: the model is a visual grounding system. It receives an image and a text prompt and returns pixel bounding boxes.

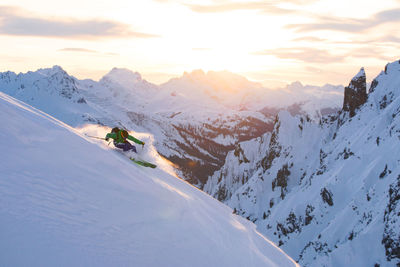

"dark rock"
[276,211,302,238]
[305,205,315,225]
[342,68,367,117]
[77,97,87,104]
[369,78,379,94]
[272,164,291,199]
[321,188,334,206]
[261,119,282,171]
[216,185,227,201]
[379,164,391,179]
[234,144,250,164]
[382,177,400,262]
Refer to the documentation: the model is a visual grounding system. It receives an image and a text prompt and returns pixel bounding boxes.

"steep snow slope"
[204,60,400,266]
[0,92,297,267]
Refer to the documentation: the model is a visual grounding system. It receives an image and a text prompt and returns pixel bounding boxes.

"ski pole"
[85,134,107,140]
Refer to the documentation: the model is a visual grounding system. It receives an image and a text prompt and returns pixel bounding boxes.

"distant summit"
[101,68,144,87]
[167,69,262,94]
[98,67,158,99]
[103,67,142,80]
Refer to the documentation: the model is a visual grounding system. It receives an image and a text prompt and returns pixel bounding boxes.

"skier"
[105,127,145,153]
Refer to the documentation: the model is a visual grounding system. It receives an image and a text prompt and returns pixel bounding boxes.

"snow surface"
[0,92,297,267]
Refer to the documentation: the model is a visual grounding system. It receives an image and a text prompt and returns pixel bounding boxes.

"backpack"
[111,127,128,142]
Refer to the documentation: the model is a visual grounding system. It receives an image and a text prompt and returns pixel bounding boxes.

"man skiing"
[105,127,145,153]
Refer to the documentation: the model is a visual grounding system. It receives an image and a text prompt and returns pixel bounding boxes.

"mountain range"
[0,66,342,187]
[2,60,397,266]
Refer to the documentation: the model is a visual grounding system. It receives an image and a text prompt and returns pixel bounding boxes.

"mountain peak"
[183,69,206,78]
[342,67,367,117]
[287,81,304,90]
[104,67,142,82]
[36,65,68,77]
[173,69,261,93]
[354,67,365,79]
[100,67,147,91]
[51,65,64,71]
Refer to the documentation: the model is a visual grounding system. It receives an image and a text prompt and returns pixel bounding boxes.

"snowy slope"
[204,60,400,266]
[0,92,297,267]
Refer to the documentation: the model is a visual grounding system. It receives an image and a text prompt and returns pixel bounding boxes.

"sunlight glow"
[0,0,399,87]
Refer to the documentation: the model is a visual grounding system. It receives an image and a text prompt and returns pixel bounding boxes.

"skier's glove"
[105,137,109,141]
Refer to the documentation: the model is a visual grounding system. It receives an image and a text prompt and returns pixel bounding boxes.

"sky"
[0,0,399,88]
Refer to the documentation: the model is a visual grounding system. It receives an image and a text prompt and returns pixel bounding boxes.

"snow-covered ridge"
[204,59,400,266]
[0,91,298,267]
[0,65,99,126]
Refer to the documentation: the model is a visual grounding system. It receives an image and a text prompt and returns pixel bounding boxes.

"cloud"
[184,1,294,14]
[192,47,212,51]
[292,36,326,42]
[58,48,99,53]
[287,8,400,33]
[292,35,400,46]
[0,6,159,39]
[377,35,400,43]
[253,47,344,63]
[254,45,393,63]
[58,47,119,56]
[348,47,390,61]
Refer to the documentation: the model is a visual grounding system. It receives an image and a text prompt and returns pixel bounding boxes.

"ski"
[129,157,157,168]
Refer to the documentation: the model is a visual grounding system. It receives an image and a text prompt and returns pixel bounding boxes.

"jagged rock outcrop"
[342,68,367,117]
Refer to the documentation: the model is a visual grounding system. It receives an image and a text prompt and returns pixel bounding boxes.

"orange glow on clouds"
[0,0,399,88]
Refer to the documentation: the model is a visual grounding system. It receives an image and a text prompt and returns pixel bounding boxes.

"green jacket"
[105,131,144,145]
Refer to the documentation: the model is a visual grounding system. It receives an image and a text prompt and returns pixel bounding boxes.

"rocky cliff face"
[204,60,400,266]
[342,68,367,117]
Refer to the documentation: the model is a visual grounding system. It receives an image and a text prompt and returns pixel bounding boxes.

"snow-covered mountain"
[0,91,298,267]
[0,66,99,125]
[0,66,342,188]
[204,60,400,266]
[161,70,343,117]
